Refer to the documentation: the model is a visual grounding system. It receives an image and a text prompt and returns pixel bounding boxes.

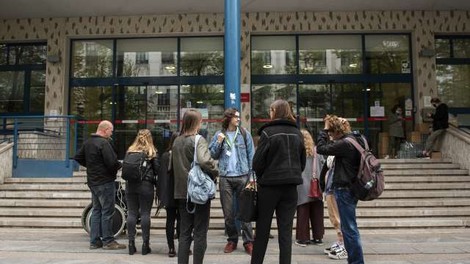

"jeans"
[177,199,211,264]
[126,180,154,243]
[424,129,445,153]
[219,175,254,244]
[89,181,116,245]
[334,188,364,264]
[165,206,179,249]
[251,185,297,264]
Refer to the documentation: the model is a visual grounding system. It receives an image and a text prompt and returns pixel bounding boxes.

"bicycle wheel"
[84,204,126,237]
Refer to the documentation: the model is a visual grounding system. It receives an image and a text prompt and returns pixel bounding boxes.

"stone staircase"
[0,158,469,231]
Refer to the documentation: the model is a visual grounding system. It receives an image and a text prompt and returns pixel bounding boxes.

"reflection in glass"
[437,64,470,108]
[365,35,410,74]
[0,71,25,113]
[72,40,113,78]
[70,86,113,121]
[299,35,362,74]
[251,83,296,133]
[8,44,47,65]
[30,71,45,113]
[0,44,6,65]
[116,38,178,77]
[180,37,224,76]
[435,38,451,58]
[251,36,296,75]
[453,38,470,58]
[180,84,224,140]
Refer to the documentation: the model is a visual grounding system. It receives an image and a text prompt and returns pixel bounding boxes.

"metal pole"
[224,0,241,110]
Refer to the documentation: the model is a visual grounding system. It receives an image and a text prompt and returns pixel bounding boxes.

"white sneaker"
[328,246,348,260]
[323,242,340,254]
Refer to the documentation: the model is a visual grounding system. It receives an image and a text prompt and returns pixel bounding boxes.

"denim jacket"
[208,127,255,177]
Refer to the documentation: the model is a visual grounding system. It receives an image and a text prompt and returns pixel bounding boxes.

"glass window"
[453,38,470,58]
[180,84,224,139]
[72,40,113,78]
[70,86,113,121]
[435,38,451,58]
[0,71,25,113]
[8,44,47,65]
[0,44,7,65]
[180,37,224,76]
[116,38,177,77]
[251,83,297,133]
[437,64,470,108]
[251,36,296,75]
[299,35,362,74]
[30,71,45,113]
[365,35,411,74]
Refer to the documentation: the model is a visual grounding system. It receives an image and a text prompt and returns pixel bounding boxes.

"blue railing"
[0,115,78,177]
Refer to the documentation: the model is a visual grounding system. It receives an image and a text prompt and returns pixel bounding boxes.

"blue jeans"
[89,181,116,245]
[219,175,254,244]
[334,188,364,264]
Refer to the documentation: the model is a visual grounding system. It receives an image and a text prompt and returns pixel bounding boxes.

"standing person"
[172,109,219,264]
[295,129,324,247]
[74,120,126,250]
[419,97,449,158]
[157,132,180,257]
[251,99,306,264]
[316,115,365,264]
[124,129,159,255]
[208,108,255,255]
[388,104,405,159]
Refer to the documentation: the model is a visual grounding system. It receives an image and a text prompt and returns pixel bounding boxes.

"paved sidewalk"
[0,227,470,264]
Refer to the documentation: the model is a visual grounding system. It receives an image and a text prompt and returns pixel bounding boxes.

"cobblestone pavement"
[0,228,470,264]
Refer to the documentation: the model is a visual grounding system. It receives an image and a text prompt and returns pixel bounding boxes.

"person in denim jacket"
[209,108,255,255]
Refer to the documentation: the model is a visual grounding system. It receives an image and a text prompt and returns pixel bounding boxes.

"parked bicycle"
[81,180,127,237]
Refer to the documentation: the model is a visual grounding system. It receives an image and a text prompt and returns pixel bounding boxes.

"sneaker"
[168,248,176,258]
[328,247,348,260]
[294,240,309,247]
[89,241,103,250]
[243,242,253,255]
[223,241,237,253]
[324,242,340,254]
[310,238,323,246]
[102,241,126,250]
[416,152,430,158]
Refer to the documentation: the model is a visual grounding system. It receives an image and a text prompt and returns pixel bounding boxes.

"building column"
[224,0,241,110]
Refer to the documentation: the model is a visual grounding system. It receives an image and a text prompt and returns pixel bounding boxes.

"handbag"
[308,152,322,199]
[237,172,257,222]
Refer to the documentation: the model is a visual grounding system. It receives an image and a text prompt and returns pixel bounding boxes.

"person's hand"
[217,133,226,144]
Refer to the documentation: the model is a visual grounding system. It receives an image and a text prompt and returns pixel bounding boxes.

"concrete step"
[0,191,91,199]
[385,176,470,183]
[0,199,90,207]
[382,163,461,170]
[384,169,469,176]
[385,182,470,190]
[379,159,452,164]
[0,184,89,191]
[379,189,470,198]
[357,198,470,207]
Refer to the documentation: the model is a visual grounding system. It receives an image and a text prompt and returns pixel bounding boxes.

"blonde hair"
[301,129,315,157]
[127,129,158,158]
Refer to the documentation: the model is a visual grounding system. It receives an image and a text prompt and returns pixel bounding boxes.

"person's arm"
[101,141,122,174]
[197,137,219,181]
[316,130,349,157]
[253,131,269,179]
[208,131,224,159]
[245,129,255,171]
[73,145,86,167]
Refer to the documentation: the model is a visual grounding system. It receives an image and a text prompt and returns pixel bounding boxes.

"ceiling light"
[164,65,176,70]
[349,63,357,68]
[263,64,273,69]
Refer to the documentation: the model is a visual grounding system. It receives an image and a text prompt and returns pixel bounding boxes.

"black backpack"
[122,152,150,182]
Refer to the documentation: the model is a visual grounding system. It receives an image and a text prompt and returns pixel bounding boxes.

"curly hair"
[127,129,158,158]
[300,129,315,157]
[324,115,352,135]
[221,108,239,132]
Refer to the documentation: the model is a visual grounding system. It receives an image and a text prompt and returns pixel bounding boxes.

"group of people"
[75,97,449,264]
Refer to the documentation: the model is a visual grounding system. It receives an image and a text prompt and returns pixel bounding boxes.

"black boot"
[128,240,136,255]
[142,242,151,255]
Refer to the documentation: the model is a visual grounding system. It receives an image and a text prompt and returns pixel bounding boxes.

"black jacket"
[74,134,122,187]
[253,119,306,186]
[316,131,364,188]
[156,151,176,208]
[432,103,449,131]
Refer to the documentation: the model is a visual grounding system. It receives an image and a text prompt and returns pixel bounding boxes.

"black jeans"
[251,185,297,264]
[166,206,179,249]
[177,199,211,264]
[126,180,155,243]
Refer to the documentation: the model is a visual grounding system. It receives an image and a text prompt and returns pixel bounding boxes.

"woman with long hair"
[251,99,306,264]
[157,132,180,257]
[295,129,324,247]
[125,129,159,255]
[172,109,219,264]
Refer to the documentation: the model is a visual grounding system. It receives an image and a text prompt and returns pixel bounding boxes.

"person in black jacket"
[251,99,306,264]
[157,132,180,257]
[74,120,125,250]
[420,97,449,157]
[316,115,365,264]
[124,129,160,255]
